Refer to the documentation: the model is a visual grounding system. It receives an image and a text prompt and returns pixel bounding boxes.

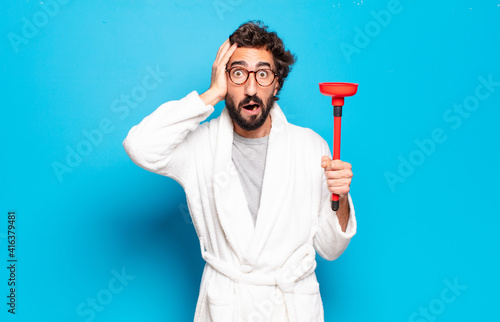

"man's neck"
[233,115,272,138]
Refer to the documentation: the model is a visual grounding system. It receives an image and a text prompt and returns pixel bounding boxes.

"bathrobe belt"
[199,238,317,322]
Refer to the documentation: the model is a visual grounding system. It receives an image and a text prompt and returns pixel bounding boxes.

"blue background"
[1,0,499,321]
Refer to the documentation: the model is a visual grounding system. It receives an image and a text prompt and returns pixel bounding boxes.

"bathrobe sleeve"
[313,140,357,261]
[122,91,214,182]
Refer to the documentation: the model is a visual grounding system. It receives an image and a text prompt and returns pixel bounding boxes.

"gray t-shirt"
[232,131,269,226]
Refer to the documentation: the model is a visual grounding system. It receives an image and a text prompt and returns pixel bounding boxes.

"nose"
[244,72,258,97]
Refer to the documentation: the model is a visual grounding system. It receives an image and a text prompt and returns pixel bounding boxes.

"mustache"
[238,95,264,108]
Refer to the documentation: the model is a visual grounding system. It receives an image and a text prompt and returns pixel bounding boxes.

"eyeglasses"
[225,67,278,87]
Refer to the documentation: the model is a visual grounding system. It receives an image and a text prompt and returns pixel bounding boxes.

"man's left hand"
[321,156,353,196]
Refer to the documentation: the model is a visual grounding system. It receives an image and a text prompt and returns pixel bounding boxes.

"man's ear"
[273,79,279,96]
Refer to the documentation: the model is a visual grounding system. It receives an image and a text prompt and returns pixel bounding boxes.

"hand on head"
[200,39,238,106]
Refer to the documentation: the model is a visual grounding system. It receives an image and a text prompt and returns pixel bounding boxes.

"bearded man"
[123,20,357,321]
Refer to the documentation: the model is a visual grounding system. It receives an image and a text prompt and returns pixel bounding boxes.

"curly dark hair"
[229,21,296,98]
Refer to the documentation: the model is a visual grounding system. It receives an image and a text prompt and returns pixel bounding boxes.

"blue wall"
[1,0,499,321]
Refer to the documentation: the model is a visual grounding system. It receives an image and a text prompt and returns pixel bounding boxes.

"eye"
[232,68,245,78]
[257,70,269,78]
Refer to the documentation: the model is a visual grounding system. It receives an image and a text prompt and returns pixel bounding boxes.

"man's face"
[225,47,279,132]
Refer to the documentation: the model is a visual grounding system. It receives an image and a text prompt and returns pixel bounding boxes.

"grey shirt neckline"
[233,131,270,145]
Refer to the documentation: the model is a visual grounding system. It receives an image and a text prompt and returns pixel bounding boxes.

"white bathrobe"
[123,91,357,322]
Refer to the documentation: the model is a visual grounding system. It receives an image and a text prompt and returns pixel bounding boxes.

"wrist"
[200,88,225,106]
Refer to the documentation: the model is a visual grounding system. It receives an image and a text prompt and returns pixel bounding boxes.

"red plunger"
[319,82,358,211]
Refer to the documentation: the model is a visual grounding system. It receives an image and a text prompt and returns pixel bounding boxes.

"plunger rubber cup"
[318,82,358,211]
[319,82,358,105]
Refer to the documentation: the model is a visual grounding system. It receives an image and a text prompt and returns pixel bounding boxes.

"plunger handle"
[332,105,342,211]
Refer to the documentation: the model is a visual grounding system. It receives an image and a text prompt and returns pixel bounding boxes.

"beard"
[225,93,276,132]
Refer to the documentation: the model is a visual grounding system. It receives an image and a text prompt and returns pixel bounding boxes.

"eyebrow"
[230,60,247,67]
[257,61,272,68]
[229,60,272,69]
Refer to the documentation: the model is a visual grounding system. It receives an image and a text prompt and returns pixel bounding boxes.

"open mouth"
[242,103,260,111]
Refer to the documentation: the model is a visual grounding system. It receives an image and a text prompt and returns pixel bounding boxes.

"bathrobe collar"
[213,102,292,265]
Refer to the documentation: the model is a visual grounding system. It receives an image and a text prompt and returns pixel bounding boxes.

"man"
[123,21,356,322]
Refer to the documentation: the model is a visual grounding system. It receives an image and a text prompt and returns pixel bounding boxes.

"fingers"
[221,42,238,67]
[326,184,351,196]
[326,177,352,187]
[321,156,351,171]
[215,39,230,62]
[214,39,237,67]
[321,157,353,196]
[324,168,353,180]
[325,159,352,172]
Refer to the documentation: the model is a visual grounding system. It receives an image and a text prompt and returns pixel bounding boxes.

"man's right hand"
[200,39,238,106]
